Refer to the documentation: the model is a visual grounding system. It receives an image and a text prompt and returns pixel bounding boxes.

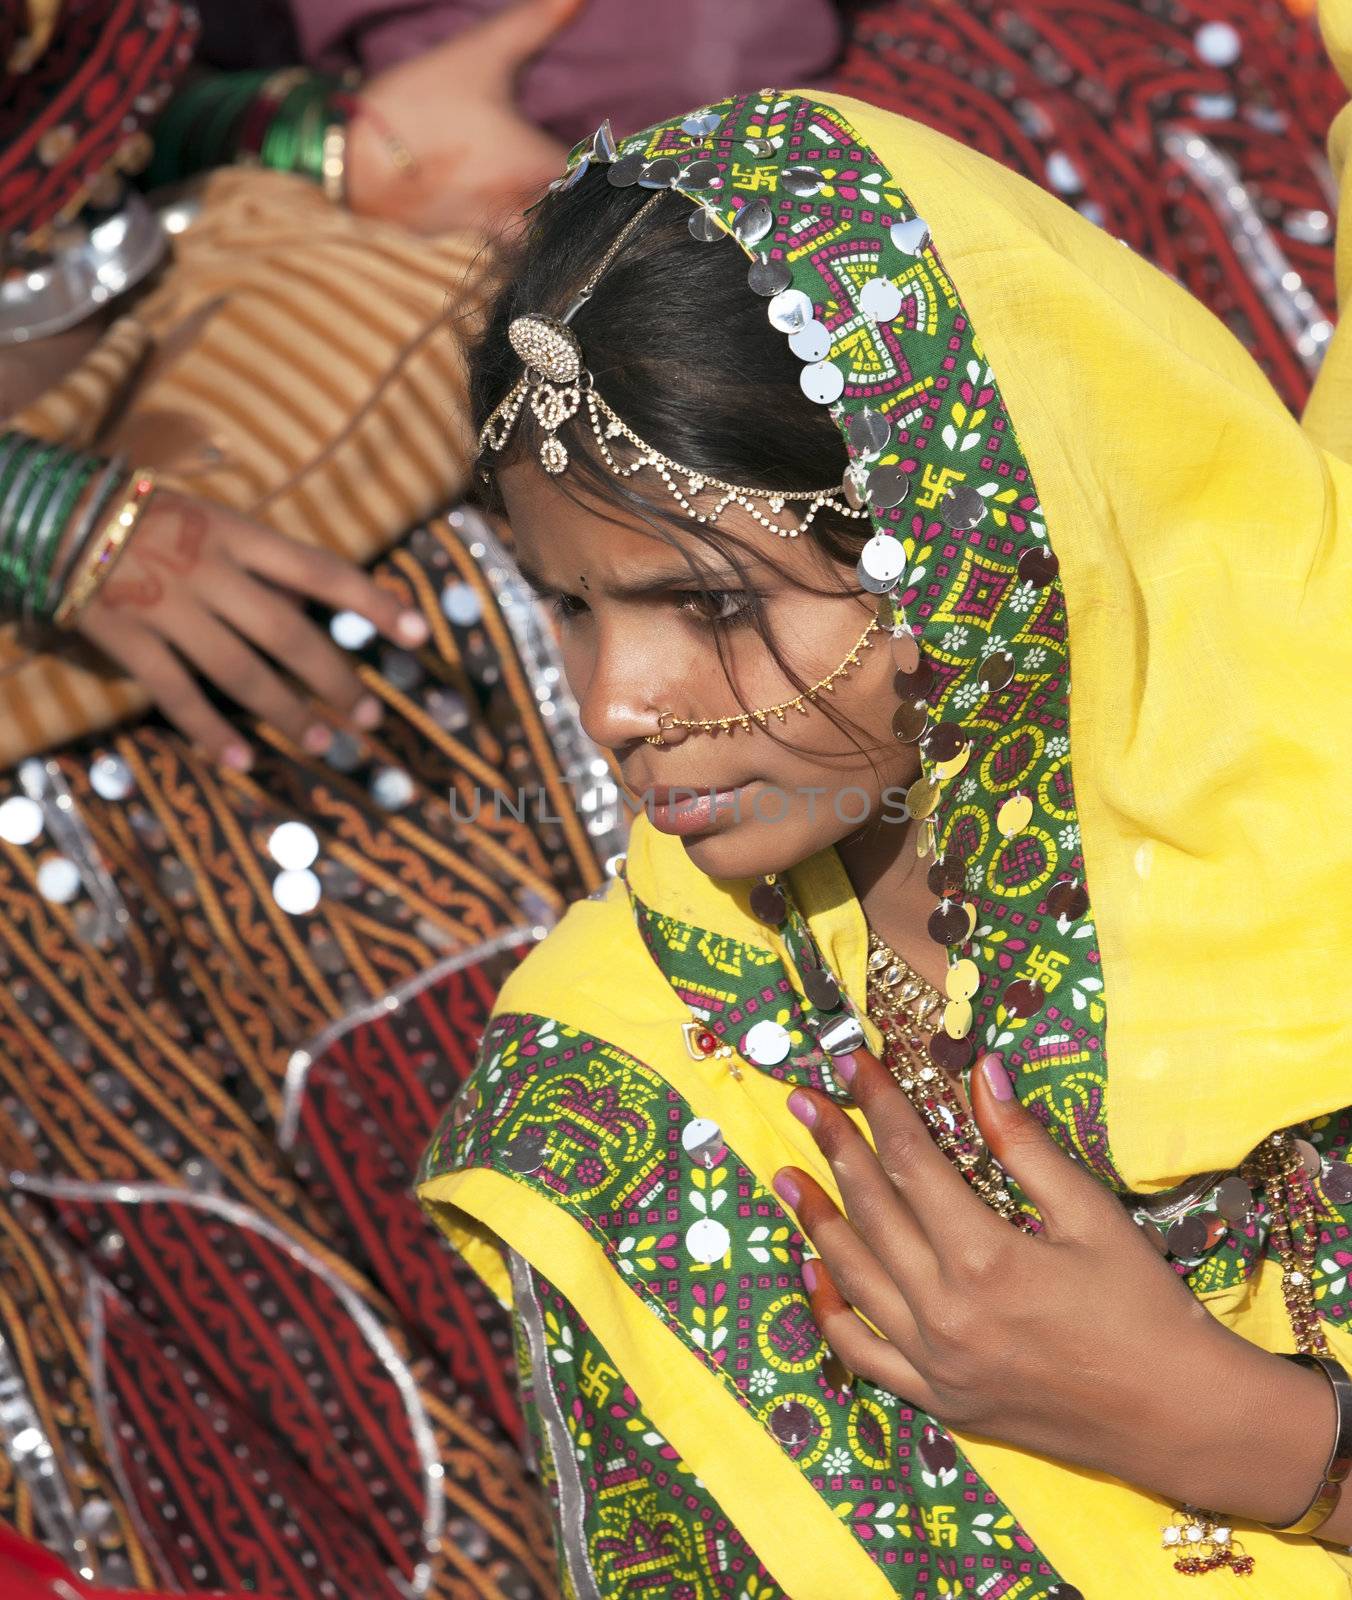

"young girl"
[419,77,1352,1599]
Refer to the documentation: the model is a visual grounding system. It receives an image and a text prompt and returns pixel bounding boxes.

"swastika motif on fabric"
[423,1011,1066,1594]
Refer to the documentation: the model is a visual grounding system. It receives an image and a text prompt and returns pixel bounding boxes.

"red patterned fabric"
[0,1524,253,1598]
[832,0,1342,412]
[0,0,197,250]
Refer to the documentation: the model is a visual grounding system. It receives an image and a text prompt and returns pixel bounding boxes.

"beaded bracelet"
[54,470,159,629]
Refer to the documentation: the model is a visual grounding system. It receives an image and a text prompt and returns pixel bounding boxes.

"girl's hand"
[346,0,584,235]
[74,488,428,770]
[774,1050,1332,1520]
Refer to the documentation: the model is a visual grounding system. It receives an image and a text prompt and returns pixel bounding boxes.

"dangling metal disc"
[867,466,910,509]
[944,485,987,529]
[859,276,904,322]
[782,165,824,197]
[894,653,935,697]
[590,121,618,163]
[767,287,812,332]
[732,197,774,245]
[978,649,1016,692]
[607,152,645,187]
[676,158,720,190]
[890,627,921,673]
[682,111,723,138]
[559,154,591,191]
[799,361,844,405]
[749,879,787,924]
[847,408,891,459]
[891,216,931,255]
[688,207,724,242]
[637,157,681,189]
[748,256,792,296]
[802,966,842,1011]
[858,533,906,589]
[1017,545,1060,587]
[891,700,929,742]
[787,320,831,363]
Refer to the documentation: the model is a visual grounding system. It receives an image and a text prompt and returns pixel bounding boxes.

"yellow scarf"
[423,11,1352,1588]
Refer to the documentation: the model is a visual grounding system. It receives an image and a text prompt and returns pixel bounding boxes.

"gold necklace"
[864,926,1027,1229]
[1247,1132,1328,1358]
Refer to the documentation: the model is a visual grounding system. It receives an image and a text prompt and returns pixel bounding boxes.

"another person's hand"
[74,488,427,770]
[346,0,584,235]
[773,1049,1333,1524]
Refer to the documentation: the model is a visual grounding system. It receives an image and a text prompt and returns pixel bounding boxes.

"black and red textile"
[832,0,1342,412]
[0,0,197,252]
[0,512,610,1598]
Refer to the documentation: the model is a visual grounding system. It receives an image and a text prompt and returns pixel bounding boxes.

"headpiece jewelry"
[479,192,868,540]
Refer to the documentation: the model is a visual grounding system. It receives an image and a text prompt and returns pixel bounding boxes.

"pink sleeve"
[287,0,843,143]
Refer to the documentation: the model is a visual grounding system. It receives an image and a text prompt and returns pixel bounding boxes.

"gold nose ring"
[643,711,674,747]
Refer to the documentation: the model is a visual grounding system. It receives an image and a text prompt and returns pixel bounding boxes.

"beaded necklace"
[864,925,1028,1231]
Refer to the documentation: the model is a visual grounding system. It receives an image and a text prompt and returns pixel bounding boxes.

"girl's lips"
[644,782,752,837]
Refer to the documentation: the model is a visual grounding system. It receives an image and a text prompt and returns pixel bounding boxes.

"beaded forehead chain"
[478,191,868,540]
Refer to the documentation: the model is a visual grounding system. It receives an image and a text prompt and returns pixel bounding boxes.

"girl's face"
[502,462,919,881]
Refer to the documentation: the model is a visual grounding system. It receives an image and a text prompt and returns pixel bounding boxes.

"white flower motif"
[822,1447,854,1477]
[940,625,969,652]
[1059,822,1081,850]
[985,633,1008,652]
[747,1368,778,1398]
[1008,580,1038,614]
[958,776,978,801]
[1025,645,1047,668]
[951,679,983,711]
[1046,734,1069,759]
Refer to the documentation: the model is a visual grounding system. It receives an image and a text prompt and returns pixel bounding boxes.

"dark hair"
[470,172,880,747]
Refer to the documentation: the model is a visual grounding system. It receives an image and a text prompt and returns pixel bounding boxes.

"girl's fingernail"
[801,1257,819,1293]
[396,611,429,646]
[774,1171,802,1210]
[352,695,384,730]
[834,1051,858,1085]
[221,742,253,772]
[302,723,332,754]
[787,1089,818,1129]
[980,1052,1013,1102]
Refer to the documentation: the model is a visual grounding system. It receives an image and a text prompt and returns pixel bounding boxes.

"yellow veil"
[837,54,1352,1191]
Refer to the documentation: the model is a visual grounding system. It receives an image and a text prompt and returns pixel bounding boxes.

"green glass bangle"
[0,434,31,510]
[260,75,346,181]
[0,443,59,597]
[259,79,311,173]
[0,435,42,523]
[145,76,219,184]
[6,444,79,610]
[28,455,99,620]
[42,456,127,623]
[196,71,270,171]
[145,71,271,186]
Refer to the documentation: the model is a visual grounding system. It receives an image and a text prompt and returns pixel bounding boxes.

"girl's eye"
[551,593,590,621]
[679,589,754,626]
